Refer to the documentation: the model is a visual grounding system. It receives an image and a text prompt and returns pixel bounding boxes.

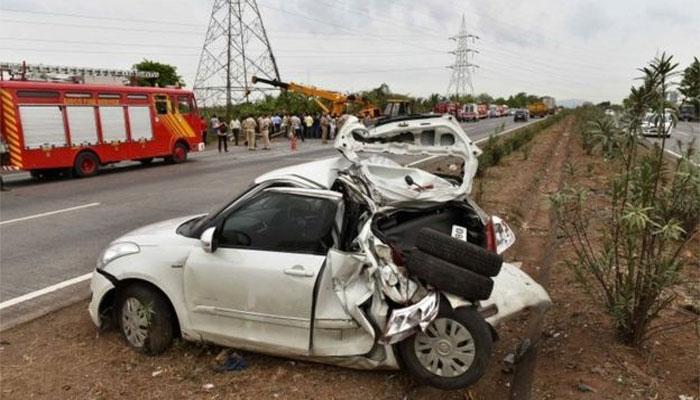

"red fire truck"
[0,69,203,178]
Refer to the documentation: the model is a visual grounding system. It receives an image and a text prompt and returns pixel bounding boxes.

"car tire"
[416,228,503,277]
[406,250,494,301]
[397,306,493,390]
[73,152,100,178]
[117,283,175,355]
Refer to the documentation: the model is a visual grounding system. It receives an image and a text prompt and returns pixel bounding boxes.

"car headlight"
[98,242,140,269]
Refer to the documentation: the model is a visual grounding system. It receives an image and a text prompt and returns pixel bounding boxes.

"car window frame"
[215,187,343,255]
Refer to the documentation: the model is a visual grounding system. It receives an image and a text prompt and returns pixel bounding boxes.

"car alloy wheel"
[121,297,150,348]
[414,317,476,377]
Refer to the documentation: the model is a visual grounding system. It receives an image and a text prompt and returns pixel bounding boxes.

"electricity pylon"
[446,14,479,98]
[194,0,280,117]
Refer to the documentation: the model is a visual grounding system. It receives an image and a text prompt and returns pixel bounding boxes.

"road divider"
[0,202,100,226]
[0,273,92,310]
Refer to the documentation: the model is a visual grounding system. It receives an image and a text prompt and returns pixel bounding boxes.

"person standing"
[272,114,281,134]
[200,116,208,145]
[329,115,337,141]
[304,114,313,139]
[230,117,241,146]
[259,115,271,150]
[217,120,229,153]
[320,114,330,144]
[291,114,303,142]
[209,114,220,141]
[242,115,257,150]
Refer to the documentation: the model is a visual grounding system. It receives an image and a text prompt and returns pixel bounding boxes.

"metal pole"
[236,0,249,103]
[226,0,233,122]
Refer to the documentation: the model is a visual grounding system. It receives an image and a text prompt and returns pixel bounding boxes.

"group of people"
[203,113,352,153]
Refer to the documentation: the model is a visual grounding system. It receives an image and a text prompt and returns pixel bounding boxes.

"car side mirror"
[200,227,218,253]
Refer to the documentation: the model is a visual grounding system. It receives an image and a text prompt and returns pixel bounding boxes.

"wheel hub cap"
[121,297,150,348]
[414,317,476,378]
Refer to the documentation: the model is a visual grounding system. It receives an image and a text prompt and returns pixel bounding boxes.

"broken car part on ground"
[88,114,551,390]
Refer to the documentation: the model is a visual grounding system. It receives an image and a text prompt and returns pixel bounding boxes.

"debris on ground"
[577,382,595,393]
[213,351,247,372]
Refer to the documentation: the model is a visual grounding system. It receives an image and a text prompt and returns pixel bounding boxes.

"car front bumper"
[88,270,116,328]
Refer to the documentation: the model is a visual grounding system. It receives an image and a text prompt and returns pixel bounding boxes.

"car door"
[183,187,343,355]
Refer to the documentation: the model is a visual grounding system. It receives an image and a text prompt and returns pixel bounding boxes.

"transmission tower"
[446,14,479,98]
[194,0,280,117]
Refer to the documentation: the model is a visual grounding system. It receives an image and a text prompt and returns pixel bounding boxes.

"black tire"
[416,228,503,277]
[73,152,100,178]
[406,250,494,301]
[166,143,188,164]
[117,283,175,355]
[397,306,493,390]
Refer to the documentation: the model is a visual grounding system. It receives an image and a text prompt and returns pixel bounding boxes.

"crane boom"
[252,75,377,116]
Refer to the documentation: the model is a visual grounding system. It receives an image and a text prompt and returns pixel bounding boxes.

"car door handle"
[283,265,314,277]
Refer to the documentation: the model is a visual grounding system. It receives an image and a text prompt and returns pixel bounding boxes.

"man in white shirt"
[230,117,241,146]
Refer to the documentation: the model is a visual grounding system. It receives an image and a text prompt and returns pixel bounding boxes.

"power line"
[0,7,202,27]
[0,37,201,49]
[0,19,201,35]
[0,47,198,57]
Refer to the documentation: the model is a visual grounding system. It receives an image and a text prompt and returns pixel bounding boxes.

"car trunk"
[371,202,486,261]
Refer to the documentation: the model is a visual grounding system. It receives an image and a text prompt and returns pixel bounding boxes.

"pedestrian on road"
[329,115,337,141]
[291,114,303,142]
[230,117,241,146]
[304,114,313,139]
[320,114,330,144]
[217,120,229,153]
[209,114,220,141]
[272,114,281,134]
[259,114,271,150]
[242,115,257,150]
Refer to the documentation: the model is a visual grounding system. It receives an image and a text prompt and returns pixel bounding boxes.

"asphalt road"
[0,115,536,328]
[644,121,700,165]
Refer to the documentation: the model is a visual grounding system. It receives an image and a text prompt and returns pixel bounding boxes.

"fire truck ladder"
[0,62,159,81]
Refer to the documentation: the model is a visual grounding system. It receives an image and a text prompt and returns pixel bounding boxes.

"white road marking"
[0,202,100,226]
[0,273,92,310]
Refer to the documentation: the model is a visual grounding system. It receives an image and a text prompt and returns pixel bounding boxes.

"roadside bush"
[551,53,699,346]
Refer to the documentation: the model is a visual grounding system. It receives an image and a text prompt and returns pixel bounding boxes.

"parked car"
[89,114,550,390]
[641,112,673,137]
[513,109,529,122]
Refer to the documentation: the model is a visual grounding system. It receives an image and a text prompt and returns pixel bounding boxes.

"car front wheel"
[117,284,175,355]
[397,306,493,390]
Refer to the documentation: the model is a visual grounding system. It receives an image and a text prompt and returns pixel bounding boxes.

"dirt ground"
[1,116,698,399]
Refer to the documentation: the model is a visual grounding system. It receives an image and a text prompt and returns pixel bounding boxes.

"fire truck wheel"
[168,143,188,164]
[138,158,154,165]
[74,152,100,178]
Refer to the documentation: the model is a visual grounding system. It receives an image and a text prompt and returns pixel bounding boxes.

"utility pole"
[446,14,479,99]
[194,0,280,116]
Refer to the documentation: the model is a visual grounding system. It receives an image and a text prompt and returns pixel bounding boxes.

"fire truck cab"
[0,80,203,178]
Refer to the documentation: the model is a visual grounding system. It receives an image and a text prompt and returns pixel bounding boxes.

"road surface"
[643,121,700,164]
[0,115,538,328]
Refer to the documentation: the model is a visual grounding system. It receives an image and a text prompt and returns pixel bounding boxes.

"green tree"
[133,59,184,87]
[476,93,493,104]
[679,57,700,115]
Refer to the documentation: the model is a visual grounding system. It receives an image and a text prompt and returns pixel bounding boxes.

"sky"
[0,0,698,104]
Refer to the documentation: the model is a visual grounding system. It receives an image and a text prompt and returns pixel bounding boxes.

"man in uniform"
[259,115,271,150]
[242,115,257,151]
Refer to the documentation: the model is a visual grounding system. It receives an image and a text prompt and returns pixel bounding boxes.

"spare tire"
[406,250,494,301]
[416,228,503,277]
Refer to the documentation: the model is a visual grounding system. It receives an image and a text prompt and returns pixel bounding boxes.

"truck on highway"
[527,102,548,118]
[0,78,203,178]
[679,103,698,121]
[542,96,556,115]
[458,103,479,122]
[477,104,489,119]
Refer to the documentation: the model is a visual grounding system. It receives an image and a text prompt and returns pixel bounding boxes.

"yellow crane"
[252,76,380,117]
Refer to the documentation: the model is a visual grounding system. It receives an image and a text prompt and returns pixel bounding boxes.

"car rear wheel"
[73,152,100,178]
[397,306,493,390]
[117,284,174,355]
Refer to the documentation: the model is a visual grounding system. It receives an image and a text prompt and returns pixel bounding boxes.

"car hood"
[119,214,203,245]
[334,115,481,204]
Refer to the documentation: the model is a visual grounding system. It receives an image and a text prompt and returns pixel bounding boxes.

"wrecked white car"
[89,114,550,390]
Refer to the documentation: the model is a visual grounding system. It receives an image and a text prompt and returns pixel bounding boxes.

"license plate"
[451,225,468,242]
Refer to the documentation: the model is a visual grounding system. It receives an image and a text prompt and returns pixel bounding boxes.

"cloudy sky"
[0,0,698,103]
